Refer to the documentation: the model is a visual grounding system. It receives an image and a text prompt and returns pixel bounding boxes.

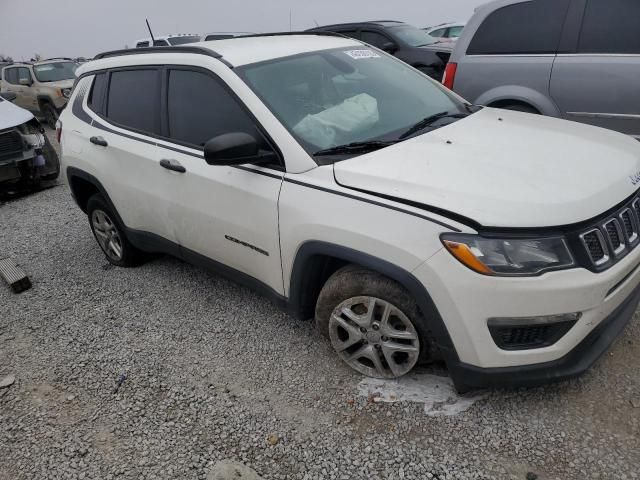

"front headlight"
[61,88,72,98]
[441,234,575,276]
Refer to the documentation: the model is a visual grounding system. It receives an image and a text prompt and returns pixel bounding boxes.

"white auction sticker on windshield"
[344,49,381,59]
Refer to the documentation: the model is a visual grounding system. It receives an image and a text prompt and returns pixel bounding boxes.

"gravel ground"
[1,131,639,480]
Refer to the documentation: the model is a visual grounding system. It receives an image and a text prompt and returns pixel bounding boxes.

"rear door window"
[360,31,392,49]
[166,68,267,149]
[578,0,640,54]
[106,69,160,134]
[467,0,571,55]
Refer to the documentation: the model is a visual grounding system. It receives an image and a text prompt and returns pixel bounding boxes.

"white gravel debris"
[357,372,488,416]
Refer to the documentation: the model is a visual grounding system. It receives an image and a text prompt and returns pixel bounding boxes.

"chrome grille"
[579,196,640,269]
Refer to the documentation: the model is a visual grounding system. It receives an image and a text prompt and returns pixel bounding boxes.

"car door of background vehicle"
[4,67,31,111]
[17,68,37,111]
[154,66,284,294]
[454,0,571,112]
[82,68,178,245]
[550,0,640,139]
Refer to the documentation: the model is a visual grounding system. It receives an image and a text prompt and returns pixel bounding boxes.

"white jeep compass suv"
[59,34,640,391]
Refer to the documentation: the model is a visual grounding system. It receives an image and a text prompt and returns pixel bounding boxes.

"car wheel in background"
[86,194,145,267]
[40,135,60,181]
[315,265,433,379]
[43,104,58,129]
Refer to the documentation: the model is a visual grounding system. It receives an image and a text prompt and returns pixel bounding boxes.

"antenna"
[146,18,156,45]
[314,19,319,27]
[289,10,292,32]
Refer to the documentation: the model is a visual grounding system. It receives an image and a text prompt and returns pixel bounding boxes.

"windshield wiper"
[313,140,398,157]
[398,111,469,140]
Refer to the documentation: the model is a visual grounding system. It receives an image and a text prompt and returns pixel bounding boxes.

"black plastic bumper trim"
[450,281,640,390]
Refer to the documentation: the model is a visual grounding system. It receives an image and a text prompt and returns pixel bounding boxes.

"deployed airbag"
[293,93,379,149]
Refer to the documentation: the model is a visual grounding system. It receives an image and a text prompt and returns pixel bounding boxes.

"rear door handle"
[90,136,108,147]
[159,159,186,173]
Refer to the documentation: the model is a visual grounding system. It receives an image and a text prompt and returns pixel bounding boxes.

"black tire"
[86,194,145,267]
[42,103,58,129]
[315,265,436,378]
[499,103,539,114]
[40,135,60,181]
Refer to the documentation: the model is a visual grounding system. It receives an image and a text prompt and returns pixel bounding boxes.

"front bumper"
[414,243,640,389]
[449,281,640,389]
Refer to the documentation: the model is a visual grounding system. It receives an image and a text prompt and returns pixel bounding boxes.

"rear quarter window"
[467,0,571,55]
[88,73,107,115]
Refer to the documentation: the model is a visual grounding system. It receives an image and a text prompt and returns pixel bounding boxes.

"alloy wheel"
[91,209,123,261]
[329,296,420,379]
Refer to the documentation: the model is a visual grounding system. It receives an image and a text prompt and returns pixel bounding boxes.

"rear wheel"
[42,103,58,129]
[86,194,144,267]
[315,265,433,379]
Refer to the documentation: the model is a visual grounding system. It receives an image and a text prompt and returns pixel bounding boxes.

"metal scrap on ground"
[0,257,31,293]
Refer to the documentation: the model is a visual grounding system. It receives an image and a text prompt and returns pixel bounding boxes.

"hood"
[333,108,640,228]
[0,99,33,130]
[42,79,74,89]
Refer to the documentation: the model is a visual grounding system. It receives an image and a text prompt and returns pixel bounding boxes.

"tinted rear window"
[467,0,570,55]
[578,0,640,54]
[361,31,391,49]
[106,69,159,134]
[88,73,107,114]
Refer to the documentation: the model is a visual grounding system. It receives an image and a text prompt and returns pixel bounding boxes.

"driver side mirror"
[381,42,397,54]
[204,132,273,166]
[0,92,17,102]
[19,78,32,86]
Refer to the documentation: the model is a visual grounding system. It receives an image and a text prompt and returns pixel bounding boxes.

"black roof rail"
[42,57,74,61]
[93,45,223,60]
[227,30,351,40]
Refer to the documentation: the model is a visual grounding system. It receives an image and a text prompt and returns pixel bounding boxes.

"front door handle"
[159,159,186,173]
[90,136,108,147]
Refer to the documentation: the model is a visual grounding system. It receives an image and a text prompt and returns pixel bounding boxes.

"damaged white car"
[0,92,59,192]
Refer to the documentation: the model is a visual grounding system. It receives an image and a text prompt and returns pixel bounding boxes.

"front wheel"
[315,265,432,379]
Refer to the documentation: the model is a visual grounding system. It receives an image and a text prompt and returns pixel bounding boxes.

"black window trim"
[159,64,284,171]
[102,65,163,139]
[83,65,285,172]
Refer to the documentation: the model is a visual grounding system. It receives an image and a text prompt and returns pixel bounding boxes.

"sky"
[0,0,488,60]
